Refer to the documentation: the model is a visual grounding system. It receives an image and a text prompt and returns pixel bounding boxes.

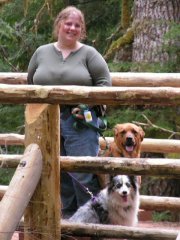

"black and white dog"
[69,175,140,227]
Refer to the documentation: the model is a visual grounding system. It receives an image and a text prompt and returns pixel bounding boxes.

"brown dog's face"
[114,123,145,157]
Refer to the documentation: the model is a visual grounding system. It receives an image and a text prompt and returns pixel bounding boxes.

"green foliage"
[0,168,16,185]
[108,62,132,72]
[0,0,120,71]
[0,104,25,132]
[79,0,120,53]
[152,211,172,222]
[162,23,180,72]
[0,0,63,71]
[105,106,179,139]
[0,104,25,151]
[131,62,179,73]
[0,104,24,184]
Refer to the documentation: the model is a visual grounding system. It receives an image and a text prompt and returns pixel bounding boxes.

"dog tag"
[84,110,92,122]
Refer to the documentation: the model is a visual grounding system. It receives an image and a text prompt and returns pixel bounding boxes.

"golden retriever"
[99,123,145,188]
[105,123,144,158]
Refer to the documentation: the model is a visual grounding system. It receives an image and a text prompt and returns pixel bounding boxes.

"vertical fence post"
[24,104,60,240]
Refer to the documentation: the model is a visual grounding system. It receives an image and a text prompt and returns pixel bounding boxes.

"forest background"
[0,0,180,221]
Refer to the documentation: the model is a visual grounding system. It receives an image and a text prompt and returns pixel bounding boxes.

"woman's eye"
[65,22,80,28]
[65,22,72,26]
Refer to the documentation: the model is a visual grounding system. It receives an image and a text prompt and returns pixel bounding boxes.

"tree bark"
[132,0,180,64]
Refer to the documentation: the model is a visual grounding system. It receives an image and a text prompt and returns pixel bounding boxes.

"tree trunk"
[132,0,180,65]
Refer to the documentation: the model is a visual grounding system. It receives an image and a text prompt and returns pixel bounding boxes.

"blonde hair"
[53,6,86,40]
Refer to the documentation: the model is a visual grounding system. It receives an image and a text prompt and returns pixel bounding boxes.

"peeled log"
[61,220,179,240]
[60,156,180,177]
[1,134,180,154]
[0,84,180,105]
[0,144,42,240]
[111,72,180,87]
[24,104,60,240]
[1,186,179,211]
[0,72,27,84]
[1,72,180,87]
[0,133,24,145]
[100,137,180,153]
[140,195,180,211]
[1,155,180,177]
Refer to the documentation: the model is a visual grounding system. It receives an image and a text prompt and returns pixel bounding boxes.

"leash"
[68,172,109,223]
[67,172,94,199]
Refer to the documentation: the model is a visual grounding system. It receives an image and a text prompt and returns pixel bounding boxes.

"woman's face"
[58,12,82,45]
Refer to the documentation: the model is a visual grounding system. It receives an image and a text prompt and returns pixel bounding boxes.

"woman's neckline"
[54,41,84,53]
[53,42,84,60]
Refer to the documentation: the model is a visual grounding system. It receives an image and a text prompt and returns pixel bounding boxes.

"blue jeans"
[60,108,101,218]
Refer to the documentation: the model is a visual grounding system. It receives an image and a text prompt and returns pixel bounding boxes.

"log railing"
[0,72,180,87]
[0,72,180,240]
[1,84,180,105]
[1,133,180,154]
[1,154,180,176]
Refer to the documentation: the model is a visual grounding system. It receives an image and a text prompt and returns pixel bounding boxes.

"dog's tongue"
[122,195,128,202]
[125,145,134,152]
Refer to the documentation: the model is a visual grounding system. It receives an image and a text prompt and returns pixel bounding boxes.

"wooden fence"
[0,72,180,240]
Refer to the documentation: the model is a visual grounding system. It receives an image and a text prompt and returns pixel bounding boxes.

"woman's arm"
[86,47,112,87]
[27,51,38,85]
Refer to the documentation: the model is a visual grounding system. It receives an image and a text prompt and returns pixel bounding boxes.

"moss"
[121,0,131,30]
[104,28,134,61]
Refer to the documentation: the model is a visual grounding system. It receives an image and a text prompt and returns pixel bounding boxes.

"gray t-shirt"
[27,43,111,87]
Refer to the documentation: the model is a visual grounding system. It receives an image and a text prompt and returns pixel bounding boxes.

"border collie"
[69,175,140,227]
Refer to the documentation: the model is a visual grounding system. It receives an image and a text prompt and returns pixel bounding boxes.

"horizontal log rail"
[0,184,179,211]
[61,221,179,240]
[140,195,180,211]
[61,156,180,177]
[0,155,180,177]
[1,72,180,87]
[1,134,180,154]
[0,133,25,145]
[0,216,178,240]
[100,137,180,153]
[0,84,180,105]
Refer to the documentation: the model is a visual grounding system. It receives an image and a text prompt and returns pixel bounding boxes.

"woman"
[27,6,112,218]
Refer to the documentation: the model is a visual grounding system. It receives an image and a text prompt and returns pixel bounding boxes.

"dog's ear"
[109,174,115,181]
[138,126,145,141]
[129,176,138,189]
[114,124,122,137]
[108,175,116,192]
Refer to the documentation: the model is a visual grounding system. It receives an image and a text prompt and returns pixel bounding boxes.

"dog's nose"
[122,191,127,195]
[126,137,133,145]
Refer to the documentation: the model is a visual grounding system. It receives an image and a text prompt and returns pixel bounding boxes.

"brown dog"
[105,123,145,158]
[99,123,145,188]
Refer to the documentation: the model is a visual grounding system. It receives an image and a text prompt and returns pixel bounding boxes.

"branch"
[133,114,180,139]
[0,46,19,72]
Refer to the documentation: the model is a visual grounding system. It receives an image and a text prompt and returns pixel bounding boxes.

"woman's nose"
[70,24,76,30]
